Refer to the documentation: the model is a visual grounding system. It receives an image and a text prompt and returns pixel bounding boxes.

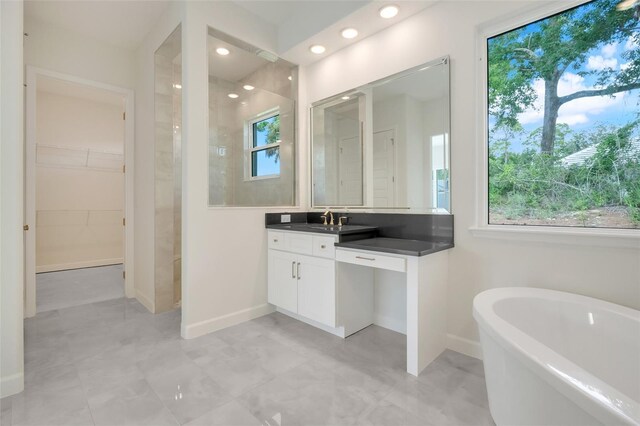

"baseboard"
[36,258,123,273]
[135,289,155,313]
[0,372,24,398]
[373,313,407,335]
[182,303,274,339]
[447,333,483,360]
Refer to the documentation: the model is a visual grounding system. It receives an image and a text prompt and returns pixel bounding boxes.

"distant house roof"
[561,138,640,167]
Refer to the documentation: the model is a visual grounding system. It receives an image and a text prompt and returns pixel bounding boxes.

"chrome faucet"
[338,216,350,227]
[322,210,334,225]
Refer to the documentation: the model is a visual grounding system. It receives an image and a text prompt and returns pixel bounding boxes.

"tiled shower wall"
[208,56,298,206]
[154,28,181,313]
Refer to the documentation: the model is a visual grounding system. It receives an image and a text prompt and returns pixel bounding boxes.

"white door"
[373,129,396,207]
[297,254,336,327]
[338,136,363,205]
[267,250,298,313]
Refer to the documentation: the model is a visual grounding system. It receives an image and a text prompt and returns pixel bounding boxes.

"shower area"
[207,28,297,207]
[154,27,182,312]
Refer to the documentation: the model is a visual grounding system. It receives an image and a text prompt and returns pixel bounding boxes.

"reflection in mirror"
[311,56,450,213]
[312,93,364,206]
[208,28,297,207]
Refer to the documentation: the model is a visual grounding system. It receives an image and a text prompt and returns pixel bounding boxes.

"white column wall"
[1,0,25,398]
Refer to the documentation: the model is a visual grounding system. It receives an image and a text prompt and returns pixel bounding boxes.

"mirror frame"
[310,55,451,213]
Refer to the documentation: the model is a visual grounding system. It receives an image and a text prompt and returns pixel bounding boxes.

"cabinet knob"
[321,244,326,249]
[273,239,278,242]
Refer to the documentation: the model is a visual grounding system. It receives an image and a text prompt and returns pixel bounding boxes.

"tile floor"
[2,297,493,426]
[36,265,125,313]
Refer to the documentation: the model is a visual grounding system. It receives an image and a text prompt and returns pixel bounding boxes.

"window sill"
[469,225,640,249]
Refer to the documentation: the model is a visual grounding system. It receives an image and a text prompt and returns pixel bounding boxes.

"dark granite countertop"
[334,237,454,257]
[266,223,378,235]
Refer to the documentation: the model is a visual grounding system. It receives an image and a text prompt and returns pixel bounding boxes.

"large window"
[487,0,639,229]
[248,113,281,179]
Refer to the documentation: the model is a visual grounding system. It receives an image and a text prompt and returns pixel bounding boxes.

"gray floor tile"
[183,400,262,426]
[238,360,380,426]
[11,383,94,426]
[86,378,177,426]
[37,265,124,313]
[19,302,493,426]
[1,397,12,426]
[146,363,232,424]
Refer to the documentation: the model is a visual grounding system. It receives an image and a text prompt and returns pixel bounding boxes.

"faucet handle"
[338,216,350,226]
[322,215,328,225]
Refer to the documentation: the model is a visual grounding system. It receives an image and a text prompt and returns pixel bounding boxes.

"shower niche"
[154,27,182,312]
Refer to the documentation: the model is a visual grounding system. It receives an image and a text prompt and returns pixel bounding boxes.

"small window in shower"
[247,112,280,179]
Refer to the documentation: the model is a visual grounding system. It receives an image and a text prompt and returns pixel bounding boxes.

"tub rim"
[473,287,639,426]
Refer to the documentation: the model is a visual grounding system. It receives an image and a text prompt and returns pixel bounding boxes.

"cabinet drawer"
[313,235,336,259]
[335,249,406,272]
[285,232,313,255]
[268,231,285,250]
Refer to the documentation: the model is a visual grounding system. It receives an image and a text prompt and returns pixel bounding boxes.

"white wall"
[134,2,183,312]
[24,16,136,89]
[304,1,640,356]
[179,1,311,338]
[1,0,25,398]
[35,91,124,272]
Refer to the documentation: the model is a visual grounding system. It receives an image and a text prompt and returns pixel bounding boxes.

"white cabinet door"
[297,254,336,327]
[268,250,298,313]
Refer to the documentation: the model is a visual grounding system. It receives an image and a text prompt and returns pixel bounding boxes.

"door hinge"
[23,224,29,231]
[392,176,395,183]
[123,112,126,120]
[391,138,395,145]
[123,271,126,280]
[122,218,126,226]
[122,165,126,173]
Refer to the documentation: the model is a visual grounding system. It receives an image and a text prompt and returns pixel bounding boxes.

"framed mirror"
[311,56,450,213]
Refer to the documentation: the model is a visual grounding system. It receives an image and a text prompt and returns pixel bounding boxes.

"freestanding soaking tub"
[473,287,639,426]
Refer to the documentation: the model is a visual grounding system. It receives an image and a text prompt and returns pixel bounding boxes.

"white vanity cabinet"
[267,230,337,328]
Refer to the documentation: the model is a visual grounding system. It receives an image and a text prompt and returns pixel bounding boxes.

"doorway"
[372,128,396,207]
[24,68,134,317]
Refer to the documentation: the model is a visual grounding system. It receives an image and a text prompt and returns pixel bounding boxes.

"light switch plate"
[281,214,291,223]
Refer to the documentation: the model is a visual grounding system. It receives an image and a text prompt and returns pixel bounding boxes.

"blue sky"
[489,10,640,153]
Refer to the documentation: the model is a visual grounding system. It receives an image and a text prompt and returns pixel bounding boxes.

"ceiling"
[24,1,436,66]
[37,75,125,107]
[208,35,268,82]
[24,0,170,50]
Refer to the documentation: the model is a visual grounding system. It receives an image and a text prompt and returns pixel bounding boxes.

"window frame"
[472,0,640,248]
[244,109,281,181]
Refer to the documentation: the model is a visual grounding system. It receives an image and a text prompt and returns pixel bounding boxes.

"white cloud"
[586,55,618,71]
[621,62,631,71]
[557,114,589,125]
[625,34,639,51]
[517,73,625,126]
[601,42,618,58]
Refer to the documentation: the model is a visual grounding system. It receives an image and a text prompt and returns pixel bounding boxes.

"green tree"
[256,115,280,162]
[489,0,640,153]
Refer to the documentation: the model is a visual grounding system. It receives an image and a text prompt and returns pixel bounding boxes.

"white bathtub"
[473,287,640,426]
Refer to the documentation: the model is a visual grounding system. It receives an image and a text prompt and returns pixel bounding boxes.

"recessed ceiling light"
[216,47,230,56]
[288,76,292,81]
[341,96,350,100]
[309,44,326,54]
[341,28,358,39]
[173,83,182,89]
[228,93,239,99]
[243,85,255,91]
[379,5,399,18]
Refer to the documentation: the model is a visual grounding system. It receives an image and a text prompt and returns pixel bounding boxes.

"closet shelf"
[36,144,123,171]
[36,209,123,227]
